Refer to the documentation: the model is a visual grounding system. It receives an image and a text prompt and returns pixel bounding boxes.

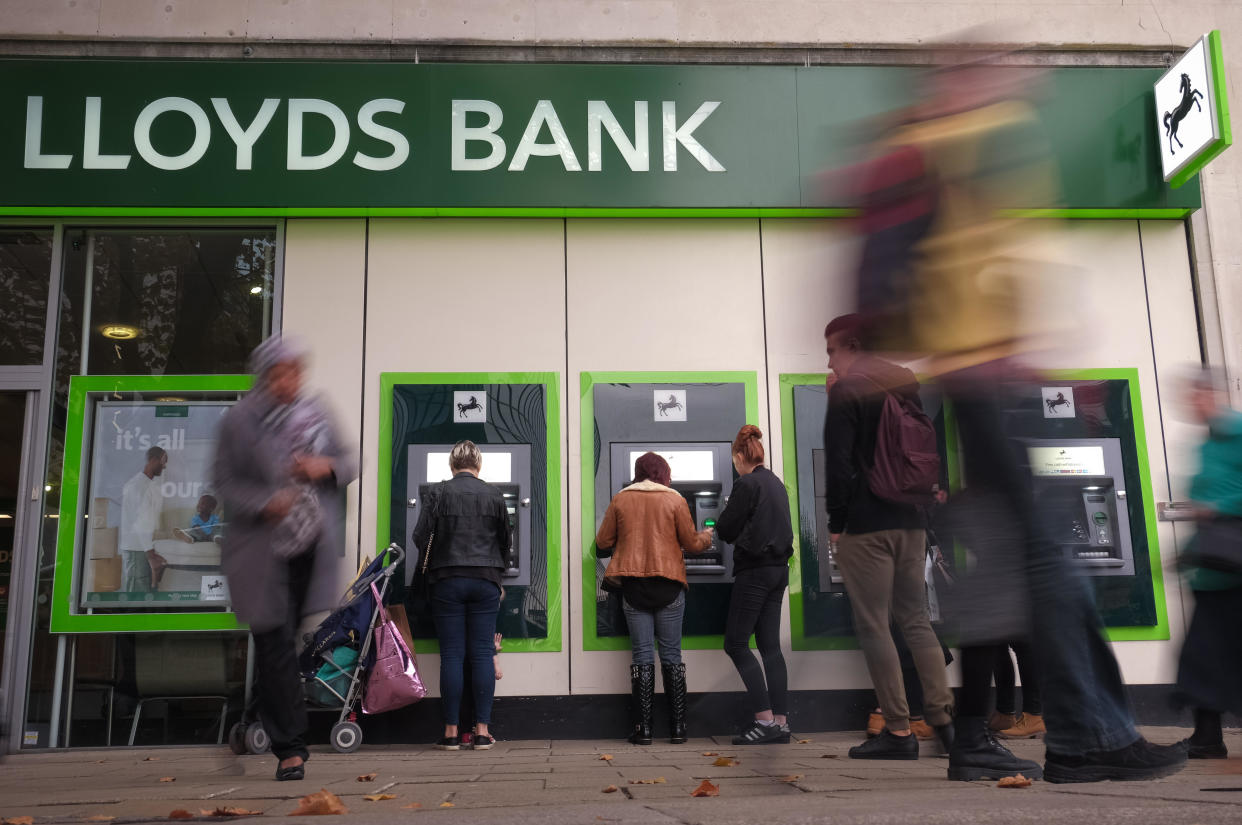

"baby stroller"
[228,543,406,755]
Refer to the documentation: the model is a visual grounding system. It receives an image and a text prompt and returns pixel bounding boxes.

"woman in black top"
[716,425,795,745]
[410,440,509,751]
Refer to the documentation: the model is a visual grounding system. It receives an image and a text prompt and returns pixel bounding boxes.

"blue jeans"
[948,374,1139,755]
[431,576,500,727]
[623,591,685,666]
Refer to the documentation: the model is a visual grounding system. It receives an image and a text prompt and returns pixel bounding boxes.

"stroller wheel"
[245,722,271,754]
[331,721,362,754]
[228,722,248,755]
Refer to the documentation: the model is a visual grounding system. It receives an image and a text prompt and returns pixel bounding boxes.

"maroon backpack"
[860,376,941,504]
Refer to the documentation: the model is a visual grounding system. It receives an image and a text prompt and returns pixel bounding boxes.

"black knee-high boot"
[662,663,688,744]
[1189,708,1227,759]
[628,664,654,745]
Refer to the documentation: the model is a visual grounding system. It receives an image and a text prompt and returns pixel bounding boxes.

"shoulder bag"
[361,580,427,714]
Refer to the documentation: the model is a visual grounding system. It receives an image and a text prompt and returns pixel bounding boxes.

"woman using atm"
[715,425,796,745]
[596,451,713,745]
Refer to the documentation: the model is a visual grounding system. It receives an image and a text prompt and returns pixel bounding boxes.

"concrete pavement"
[2,727,1241,824]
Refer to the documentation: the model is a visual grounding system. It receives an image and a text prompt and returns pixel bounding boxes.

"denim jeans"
[723,566,789,715]
[432,576,501,727]
[623,590,685,666]
[947,372,1139,755]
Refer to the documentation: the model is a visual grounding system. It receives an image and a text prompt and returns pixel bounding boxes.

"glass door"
[0,392,30,701]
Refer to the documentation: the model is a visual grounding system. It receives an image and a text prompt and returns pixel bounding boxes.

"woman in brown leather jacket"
[596,451,713,745]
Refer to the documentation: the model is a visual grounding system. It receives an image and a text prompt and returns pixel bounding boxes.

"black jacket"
[715,466,794,576]
[411,472,510,572]
[824,355,925,535]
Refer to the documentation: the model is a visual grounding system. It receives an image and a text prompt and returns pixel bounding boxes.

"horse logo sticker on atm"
[454,391,487,423]
[654,390,687,421]
[1042,387,1075,418]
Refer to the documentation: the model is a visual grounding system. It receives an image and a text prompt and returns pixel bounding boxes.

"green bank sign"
[0,60,1200,215]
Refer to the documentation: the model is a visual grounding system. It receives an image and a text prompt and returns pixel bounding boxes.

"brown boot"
[866,711,885,738]
[909,718,936,741]
[987,711,1017,732]
[996,712,1045,739]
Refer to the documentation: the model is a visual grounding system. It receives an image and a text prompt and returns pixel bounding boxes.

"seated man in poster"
[120,445,169,592]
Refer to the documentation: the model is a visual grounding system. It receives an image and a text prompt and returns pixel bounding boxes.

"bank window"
[58,227,276,381]
[0,229,54,366]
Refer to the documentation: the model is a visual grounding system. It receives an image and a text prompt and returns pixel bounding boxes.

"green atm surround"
[580,370,760,652]
[377,371,562,654]
[779,367,1169,652]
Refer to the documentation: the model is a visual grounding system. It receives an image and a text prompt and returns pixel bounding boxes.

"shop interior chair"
[128,633,232,746]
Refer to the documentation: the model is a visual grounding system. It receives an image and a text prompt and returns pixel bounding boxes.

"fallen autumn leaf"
[201,807,262,817]
[401,803,422,810]
[356,773,377,782]
[4,818,35,825]
[362,794,396,802]
[627,777,667,785]
[159,776,176,783]
[779,775,804,782]
[797,739,812,744]
[599,754,614,761]
[712,757,740,767]
[288,789,348,816]
[997,774,1033,788]
[439,802,454,808]
[169,811,194,820]
[701,751,719,757]
[691,779,719,798]
[602,785,619,793]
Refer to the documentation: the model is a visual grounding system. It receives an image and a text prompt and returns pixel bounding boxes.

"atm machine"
[811,449,846,591]
[1025,437,1135,577]
[404,442,532,586]
[589,379,749,639]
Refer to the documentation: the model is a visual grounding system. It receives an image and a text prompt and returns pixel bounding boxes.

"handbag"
[1185,517,1242,573]
[272,484,323,560]
[412,483,443,600]
[361,580,427,714]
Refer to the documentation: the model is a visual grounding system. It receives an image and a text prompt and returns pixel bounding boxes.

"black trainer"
[848,729,919,760]
[1044,737,1188,784]
[732,720,786,745]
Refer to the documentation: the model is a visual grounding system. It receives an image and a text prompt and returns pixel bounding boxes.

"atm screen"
[627,450,715,482]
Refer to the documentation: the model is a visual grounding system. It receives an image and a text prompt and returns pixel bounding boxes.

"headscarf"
[247,334,310,382]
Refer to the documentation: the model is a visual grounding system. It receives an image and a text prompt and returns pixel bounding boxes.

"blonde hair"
[449,440,483,472]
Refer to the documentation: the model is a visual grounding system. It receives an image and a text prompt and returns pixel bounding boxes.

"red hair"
[633,452,672,487]
[732,425,765,466]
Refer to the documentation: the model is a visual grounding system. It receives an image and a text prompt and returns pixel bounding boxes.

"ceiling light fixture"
[101,324,140,340]
[250,286,263,295]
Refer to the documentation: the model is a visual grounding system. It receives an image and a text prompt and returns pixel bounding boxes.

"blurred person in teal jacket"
[1174,368,1242,759]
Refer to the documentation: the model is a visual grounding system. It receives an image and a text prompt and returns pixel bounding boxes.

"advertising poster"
[81,400,232,609]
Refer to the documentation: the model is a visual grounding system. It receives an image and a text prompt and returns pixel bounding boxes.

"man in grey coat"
[215,335,357,782]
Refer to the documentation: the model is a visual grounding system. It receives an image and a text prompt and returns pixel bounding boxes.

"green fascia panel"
[51,374,254,634]
[378,371,562,654]
[0,206,1193,220]
[580,371,759,652]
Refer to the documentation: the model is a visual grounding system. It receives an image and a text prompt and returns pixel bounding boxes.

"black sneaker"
[848,729,919,760]
[1044,737,1188,783]
[434,736,460,751]
[472,734,495,751]
[732,720,786,745]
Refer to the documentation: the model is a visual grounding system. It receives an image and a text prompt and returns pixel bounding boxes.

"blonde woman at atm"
[596,452,713,745]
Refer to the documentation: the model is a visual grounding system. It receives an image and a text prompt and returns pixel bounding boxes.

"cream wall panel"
[360,218,569,698]
[281,219,367,596]
[565,219,767,695]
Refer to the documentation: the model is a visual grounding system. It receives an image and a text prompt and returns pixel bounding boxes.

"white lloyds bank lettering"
[83,97,131,169]
[287,99,350,171]
[133,97,212,171]
[24,97,72,169]
[508,100,582,172]
[587,101,649,172]
[354,98,410,172]
[211,98,280,171]
[451,100,506,171]
[662,101,725,172]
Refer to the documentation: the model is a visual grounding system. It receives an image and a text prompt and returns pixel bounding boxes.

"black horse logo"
[207,580,223,591]
[456,396,484,419]
[1046,393,1071,415]
[656,394,684,417]
[1163,73,1205,155]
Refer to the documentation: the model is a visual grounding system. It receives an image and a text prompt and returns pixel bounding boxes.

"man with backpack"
[822,313,960,762]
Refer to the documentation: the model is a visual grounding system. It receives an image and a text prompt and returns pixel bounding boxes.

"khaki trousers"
[835,528,954,729]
